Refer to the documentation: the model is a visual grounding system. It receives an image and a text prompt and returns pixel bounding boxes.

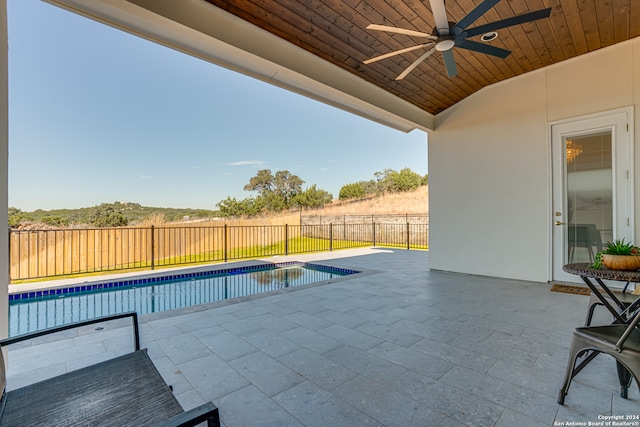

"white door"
[551,109,633,283]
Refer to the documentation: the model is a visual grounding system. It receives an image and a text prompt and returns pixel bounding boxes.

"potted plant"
[592,238,640,270]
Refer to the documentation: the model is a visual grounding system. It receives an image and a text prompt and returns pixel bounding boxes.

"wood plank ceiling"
[203,0,639,115]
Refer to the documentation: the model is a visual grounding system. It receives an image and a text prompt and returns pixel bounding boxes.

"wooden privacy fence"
[9,221,428,281]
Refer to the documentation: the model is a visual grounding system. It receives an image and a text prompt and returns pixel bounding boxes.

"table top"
[563,263,640,282]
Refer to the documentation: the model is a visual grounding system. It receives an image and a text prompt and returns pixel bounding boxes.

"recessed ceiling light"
[480,32,498,42]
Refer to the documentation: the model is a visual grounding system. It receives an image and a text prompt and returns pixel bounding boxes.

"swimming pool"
[9,262,359,337]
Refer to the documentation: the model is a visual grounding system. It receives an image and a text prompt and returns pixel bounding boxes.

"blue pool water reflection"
[10,262,358,337]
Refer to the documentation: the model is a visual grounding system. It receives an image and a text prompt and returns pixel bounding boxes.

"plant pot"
[601,254,640,271]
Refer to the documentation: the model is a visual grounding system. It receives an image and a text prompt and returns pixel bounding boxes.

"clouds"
[225,160,266,167]
[139,175,153,180]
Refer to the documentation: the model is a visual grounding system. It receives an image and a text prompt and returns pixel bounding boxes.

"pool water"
[9,262,358,337]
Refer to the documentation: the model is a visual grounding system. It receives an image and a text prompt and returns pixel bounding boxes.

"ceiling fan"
[364,0,552,79]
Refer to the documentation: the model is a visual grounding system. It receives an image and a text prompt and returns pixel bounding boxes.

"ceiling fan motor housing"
[432,22,457,51]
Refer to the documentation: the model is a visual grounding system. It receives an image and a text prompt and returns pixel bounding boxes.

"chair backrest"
[568,224,601,247]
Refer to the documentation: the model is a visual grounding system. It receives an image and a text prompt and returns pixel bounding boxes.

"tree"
[386,167,423,192]
[8,207,32,227]
[274,170,304,201]
[220,172,332,215]
[359,180,378,195]
[41,216,68,227]
[243,169,304,210]
[89,204,128,227]
[421,173,429,186]
[374,168,394,193]
[293,185,333,208]
[256,192,287,212]
[217,197,244,217]
[217,196,264,217]
[339,183,366,200]
[243,169,275,195]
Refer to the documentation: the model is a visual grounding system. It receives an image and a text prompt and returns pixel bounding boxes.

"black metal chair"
[584,282,639,326]
[0,312,220,426]
[558,308,640,404]
[568,224,602,264]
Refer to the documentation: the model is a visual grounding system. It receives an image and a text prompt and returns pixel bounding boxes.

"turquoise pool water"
[9,262,358,337]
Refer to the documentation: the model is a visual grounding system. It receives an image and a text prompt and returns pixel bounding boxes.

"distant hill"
[11,202,218,228]
[302,186,428,216]
[11,186,429,229]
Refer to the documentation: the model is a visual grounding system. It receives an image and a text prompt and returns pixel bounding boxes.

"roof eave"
[45,0,434,132]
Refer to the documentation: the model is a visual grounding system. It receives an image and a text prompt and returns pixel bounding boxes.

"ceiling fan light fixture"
[480,31,498,42]
[435,37,455,52]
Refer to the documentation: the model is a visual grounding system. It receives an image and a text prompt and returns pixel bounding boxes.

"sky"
[7,0,428,212]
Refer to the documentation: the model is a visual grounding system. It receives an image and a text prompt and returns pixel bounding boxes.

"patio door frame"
[550,107,634,283]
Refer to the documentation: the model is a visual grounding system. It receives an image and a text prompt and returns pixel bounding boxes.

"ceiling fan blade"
[364,43,434,64]
[441,49,457,78]
[452,0,500,33]
[366,24,437,39]
[429,0,450,35]
[396,47,437,80]
[457,39,511,58]
[465,8,552,38]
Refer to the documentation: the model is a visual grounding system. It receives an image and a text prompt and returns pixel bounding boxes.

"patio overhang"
[44,0,433,133]
[41,0,640,135]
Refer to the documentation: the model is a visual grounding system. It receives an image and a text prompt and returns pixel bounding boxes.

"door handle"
[554,221,565,226]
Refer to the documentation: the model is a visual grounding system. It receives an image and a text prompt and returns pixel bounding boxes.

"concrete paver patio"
[5,248,639,426]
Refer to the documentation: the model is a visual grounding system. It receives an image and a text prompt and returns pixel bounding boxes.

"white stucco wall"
[0,0,7,338]
[429,37,640,283]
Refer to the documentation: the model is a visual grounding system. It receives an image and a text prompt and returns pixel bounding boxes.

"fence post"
[224,224,228,262]
[343,216,346,240]
[150,225,155,270]
[372,223,376,247]
[329,223,333,252]
[285,224,289,256]
[407,222,410,250]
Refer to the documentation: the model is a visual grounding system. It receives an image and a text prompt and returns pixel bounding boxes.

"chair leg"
[558,341,603,404]
[616,362,633,399]
[558,341,582,404]
[558,374,570,404]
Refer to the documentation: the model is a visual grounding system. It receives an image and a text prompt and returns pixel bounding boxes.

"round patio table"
[562,263,640,324]
[563,262,640,281]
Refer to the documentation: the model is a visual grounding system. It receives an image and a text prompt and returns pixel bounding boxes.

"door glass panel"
[565,131,612,263]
